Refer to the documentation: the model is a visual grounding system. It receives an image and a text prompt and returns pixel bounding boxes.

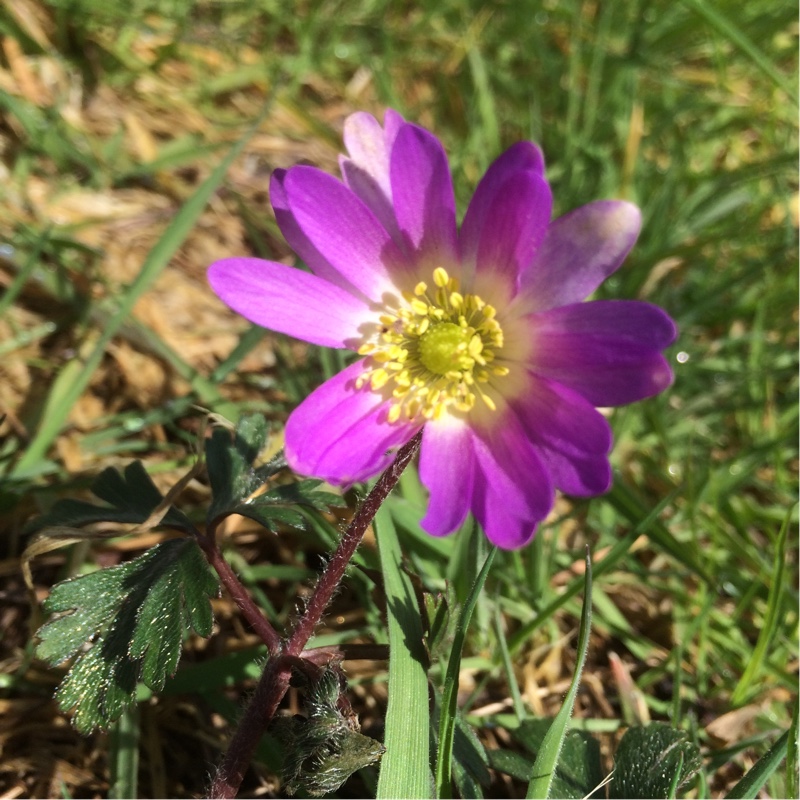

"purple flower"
[209,109,676,549]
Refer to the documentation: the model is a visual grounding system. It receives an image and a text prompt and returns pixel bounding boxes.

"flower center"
[418,322,473,375]
[356,267,509,423]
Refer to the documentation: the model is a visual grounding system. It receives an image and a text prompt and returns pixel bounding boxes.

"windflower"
[209,110,676,549]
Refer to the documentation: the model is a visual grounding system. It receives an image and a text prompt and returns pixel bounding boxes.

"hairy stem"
[286,430,422,656]
[208,430,422,798]
[197,533,282,655]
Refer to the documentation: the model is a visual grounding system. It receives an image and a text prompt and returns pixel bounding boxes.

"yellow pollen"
[356,268,508,423]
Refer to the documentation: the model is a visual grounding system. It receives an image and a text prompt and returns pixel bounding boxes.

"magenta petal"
[520,201,642,311]
[513,375,612,496]
[418,419,474,536]
[283,166,404,301]
[468,170,552,290]
[285,361,419,485]
[529,300,677,406]
[208,258,371,349]
[270,170,366,297]
[469,414,554,549]
[460,142,546,281]
[390,123,458,266]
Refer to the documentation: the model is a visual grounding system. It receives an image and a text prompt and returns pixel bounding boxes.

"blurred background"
[0,0,796,797]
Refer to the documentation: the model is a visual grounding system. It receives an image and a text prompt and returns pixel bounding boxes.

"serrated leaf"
[218,481,344,534]
[510,721,604,799]
[36,538,218,733]
[206,414,270,520]
[25,461,195,535]
[205,415,343,528]
[609,723,702,799]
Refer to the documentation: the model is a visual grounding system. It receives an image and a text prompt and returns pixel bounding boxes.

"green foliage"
[25,460,195,535]
[275,667,385,797]
[609,723,702,799]
[436,542,497,798]
[206,414,343,532]
[375,506,432,799]
[526,552,593,799]
[36,537,217,733]
[725,728,791,799]
[490,724,604,799]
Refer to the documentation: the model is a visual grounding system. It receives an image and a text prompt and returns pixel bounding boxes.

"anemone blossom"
[208,109,676,549]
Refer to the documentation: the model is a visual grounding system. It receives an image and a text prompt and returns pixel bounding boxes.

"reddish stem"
[208,431,422,798]
[197,534,282,655]
[286,431,422,656]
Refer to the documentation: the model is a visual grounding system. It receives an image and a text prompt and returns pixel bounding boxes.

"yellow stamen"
[356,268,509,423]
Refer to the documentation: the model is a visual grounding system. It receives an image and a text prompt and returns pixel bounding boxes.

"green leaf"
[277,667,385,797]
[725,728,790,800]
[375,505,432,800]
[205,415,343,530]
[36,538,218,733]
[25,461,196,535]
[431,688,491,799]
[492,723,605,799]
[436,543,497,799]
[609,723,702,799]
[732,506,793,704]
[526,549,593,799]
[206,414,271,520]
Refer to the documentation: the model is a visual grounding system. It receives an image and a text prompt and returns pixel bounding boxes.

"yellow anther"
[410,299,429,316]
[433,267,450,287]
[355,267,508,423]
[370,369,390,389]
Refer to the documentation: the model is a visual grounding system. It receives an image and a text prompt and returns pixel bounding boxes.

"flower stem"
[286,430,422,656]
[197,532,283,655]
[208,430,422,799]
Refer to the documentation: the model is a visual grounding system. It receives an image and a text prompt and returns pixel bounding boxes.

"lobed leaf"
[609,723,702,799]
[205,415,343,529]
[25,461,195,535]
[36,538,218,733]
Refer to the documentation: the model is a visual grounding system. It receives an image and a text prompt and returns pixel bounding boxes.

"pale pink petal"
[285,361,420,485]
[469,413,554,549]
[340,110,405,243]
[520,201,642,311]
[512,374,612,496]
[418,418,474,536]
[208,258,371,349]
[528,300,677,406]
[341,109,404,197]
[283,166,404,301]
[389,123,458,267]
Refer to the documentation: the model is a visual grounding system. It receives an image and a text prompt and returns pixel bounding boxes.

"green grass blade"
[732,505,793,704]
[12,108,268,475]
[375,505,431,800]
[678,0,797,104]
[508,487,678,655]
[787,696,798,799]
[108,704,139,799]
[435,544,497,799]
[725,729,790,799]
[526,549,593,800]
